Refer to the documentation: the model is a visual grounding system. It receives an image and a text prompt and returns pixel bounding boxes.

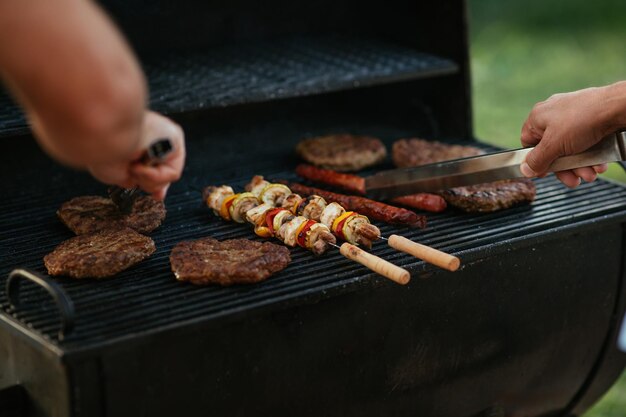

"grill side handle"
[6,269,75,341]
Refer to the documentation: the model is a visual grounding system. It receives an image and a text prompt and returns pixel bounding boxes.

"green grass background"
[468,0,626,415]
[469,0,626,183]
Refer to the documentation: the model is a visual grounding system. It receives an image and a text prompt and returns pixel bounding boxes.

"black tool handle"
[5,269,75,341]
[140,138,174,165]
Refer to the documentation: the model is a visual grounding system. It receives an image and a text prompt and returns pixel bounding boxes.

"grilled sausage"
[296,164,366,194]
[390,194,447,213]
[282,181,427,229]
[295,164,446,212]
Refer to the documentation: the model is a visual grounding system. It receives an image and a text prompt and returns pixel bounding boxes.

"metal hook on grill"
[5,269,75,341]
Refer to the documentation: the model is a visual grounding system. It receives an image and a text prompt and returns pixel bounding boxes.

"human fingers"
[88,163,136,189]
[520,118,543,148]
[149,184,169,201]
[572,167,597,183]
[555,170,581,188]
[593,163,608,174]
[131,163,182,197]
[520,129,562,177]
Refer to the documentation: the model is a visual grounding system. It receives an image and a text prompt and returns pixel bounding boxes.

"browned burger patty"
[296,134,387,171]
[392,137,484,168]
[44,227,156,279]
[392,138,536,212]
[58,195,166,235]
[170,237,291,286]
[439,179,537,212]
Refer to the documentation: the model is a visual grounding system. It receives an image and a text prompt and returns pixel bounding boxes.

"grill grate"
[0,35,457,136]
[2,164,626,351]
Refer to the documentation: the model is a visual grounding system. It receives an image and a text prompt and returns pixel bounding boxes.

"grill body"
[1,1,626,416]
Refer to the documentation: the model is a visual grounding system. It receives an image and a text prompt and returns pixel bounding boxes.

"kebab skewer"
[246,176,460,272]
[203,185,410,285]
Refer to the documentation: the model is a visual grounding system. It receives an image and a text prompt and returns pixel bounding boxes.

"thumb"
[521,130,561,177]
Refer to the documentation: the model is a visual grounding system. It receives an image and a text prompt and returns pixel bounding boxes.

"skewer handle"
[339,243,410,285]
[388,235,460,272]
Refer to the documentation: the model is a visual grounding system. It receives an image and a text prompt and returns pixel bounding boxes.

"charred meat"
[44,227,156,279]
[170,237,290,286]
[57,195,166,235]
[392,138,484,168]
[296,134,387,171]
[440,179,537,212]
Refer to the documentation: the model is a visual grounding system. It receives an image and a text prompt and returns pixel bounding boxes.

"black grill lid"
[0,36,457,137]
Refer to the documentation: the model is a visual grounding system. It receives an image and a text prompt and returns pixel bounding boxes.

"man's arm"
[0,0,146,169]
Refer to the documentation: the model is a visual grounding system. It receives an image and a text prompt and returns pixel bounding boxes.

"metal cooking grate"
[1,133,626,352]
[0,35,458,136]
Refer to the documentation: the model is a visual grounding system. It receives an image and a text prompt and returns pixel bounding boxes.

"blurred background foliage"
[469,0,626,184]
[468,1,626,415]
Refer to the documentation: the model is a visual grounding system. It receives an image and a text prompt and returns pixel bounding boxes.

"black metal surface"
[0,35,457,137]
[1,118,626,353]
[0,93,27,137]
[5,269,75,341]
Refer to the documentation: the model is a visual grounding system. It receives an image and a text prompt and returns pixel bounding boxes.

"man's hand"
[520,82,626,187]
[88,111,186,200]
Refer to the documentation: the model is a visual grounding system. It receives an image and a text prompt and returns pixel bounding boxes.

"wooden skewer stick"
[386,235,460,272]
[330,242,411,285]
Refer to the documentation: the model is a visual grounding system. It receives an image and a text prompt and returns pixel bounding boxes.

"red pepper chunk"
[265,208,287,235]
[296,220,316,248]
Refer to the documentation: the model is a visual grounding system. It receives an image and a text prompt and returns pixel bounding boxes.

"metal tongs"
[108,138,173,214]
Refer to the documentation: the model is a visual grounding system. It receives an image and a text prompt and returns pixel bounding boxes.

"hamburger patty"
[296,134,387,171]
[392,138,536,212]
[58,195,166,235]
[439,179,537,212]
[44,227,156,279]
[170,237,291,286]
[392,138,484,168]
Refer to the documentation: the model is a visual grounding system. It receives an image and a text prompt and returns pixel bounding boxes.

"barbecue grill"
[2,1,626,416]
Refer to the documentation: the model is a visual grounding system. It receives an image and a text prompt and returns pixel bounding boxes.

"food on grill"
[440,179,537,212]
[170,238,290,286]
[280,181,427,228]
[391,138,536,212]
[296,134,387,171]
[392,138,484,168]
[203,185,337,255]
[296,164,366,195]
[247,176,381,248]
[57,195,166,235]
[203,181,412,284]
[295,164,447,213]
[248,176,459,271]
[44,227,156,278]
[389,193,447,213]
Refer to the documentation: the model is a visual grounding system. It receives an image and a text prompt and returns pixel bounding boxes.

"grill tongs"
[108,138,173,213]
[366,131,626,199]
